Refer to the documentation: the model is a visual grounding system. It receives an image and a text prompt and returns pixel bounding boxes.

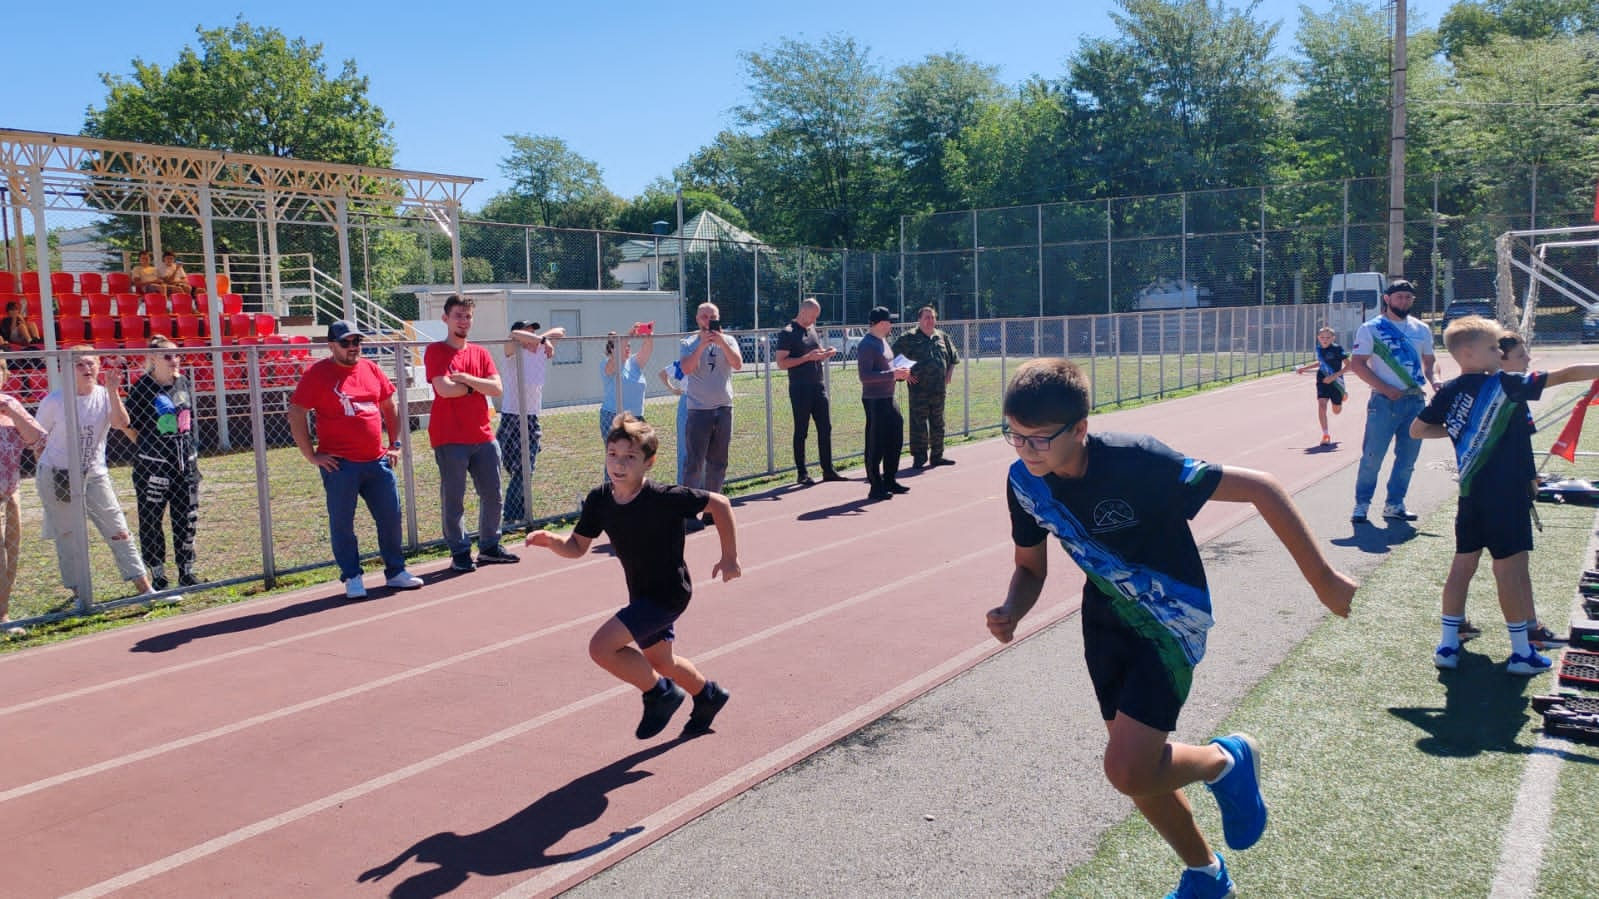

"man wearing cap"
[427,295,517,571]
[858,306,911,501]
[773,297,843,486]
[498,319,564,525]
[288,321,424,599]
[892,305,960,469]
[1348,278,1440,524]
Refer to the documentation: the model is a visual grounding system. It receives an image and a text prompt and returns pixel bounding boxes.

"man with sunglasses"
[289,321,423,600]
[426,295,516,571]
[986,358,1355,899]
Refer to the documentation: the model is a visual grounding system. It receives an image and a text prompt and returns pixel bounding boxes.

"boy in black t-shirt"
[1412,316,1599,676]
[1294,325,1348,446]
[988,358,1355,899]
[526,413,741,739]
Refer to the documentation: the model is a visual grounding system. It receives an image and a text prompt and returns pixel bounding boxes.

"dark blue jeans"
[497,413,541,525]
[321,457,406,582]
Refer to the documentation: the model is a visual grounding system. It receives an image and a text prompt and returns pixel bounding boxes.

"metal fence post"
[246,345,278,587]
[395,343,419,549]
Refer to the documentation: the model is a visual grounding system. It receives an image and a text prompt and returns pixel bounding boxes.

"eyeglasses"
[1001,420,1075,453]
[337,337,363,348]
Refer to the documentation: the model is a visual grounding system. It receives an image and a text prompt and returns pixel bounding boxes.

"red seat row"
[0,270,232,297]
[51,312,279,348]
[0,291,246,319]
[2,337,315,405]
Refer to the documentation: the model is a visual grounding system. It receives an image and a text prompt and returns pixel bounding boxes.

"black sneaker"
[178,569,201,588]
[636,679,687,739]
[911,456,927,469]
[684,682,730,735]
[868,488,894,501]
[931,457,956,466]
[887,482,910,494]
[476,546,520,565]
[821,471,847,482]
[151,572,169,592]
[450,552,477,573]
[796,473,816,486]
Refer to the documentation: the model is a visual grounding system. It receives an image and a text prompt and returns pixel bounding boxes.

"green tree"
[612,181,749,236]
[1439,0,1599,60]
[731,35,895,247]
[886,52,1007,214]
[493,134,621,229]
[1286,2,1394,181]
[82,19,399,300]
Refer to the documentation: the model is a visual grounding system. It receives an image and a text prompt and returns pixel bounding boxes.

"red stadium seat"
[50,272,74,295]
[221,293,243,315]
[253,314,278,340]
[86,293,112,317]
[146,313,174,340]
[215,274,231,295]
[89,315,119,350]
[54,293,84,316]
[78,272,103,294]
[20,272,39,294]
[195,293,210,316]
[175,315,206,347]
[57,315,86,344]
[114,293,143,316]
[226,312,253,340]
[288,334,312,360]
[169,293,194,316]
[186,273,206,293]
[119,314,147,347]
[107,271,132,294]
[0,272,14,294]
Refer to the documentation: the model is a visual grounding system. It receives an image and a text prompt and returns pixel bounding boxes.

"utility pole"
[1387,0,1407,277]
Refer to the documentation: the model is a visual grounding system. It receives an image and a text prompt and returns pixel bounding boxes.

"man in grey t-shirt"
[679,302,743,509]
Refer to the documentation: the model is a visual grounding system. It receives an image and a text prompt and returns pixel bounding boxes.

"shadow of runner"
[1389,651,1540,757]
[356,736,694,898]
[1331,520,1424,554]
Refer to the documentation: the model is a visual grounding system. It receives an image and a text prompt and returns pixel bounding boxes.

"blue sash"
[1370,318,1423,389]
[1453,376,1519,497]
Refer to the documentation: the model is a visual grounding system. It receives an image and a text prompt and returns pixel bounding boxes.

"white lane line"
[1488,734,1572,899]
[60,538,1024,899]
[2,499,993,804]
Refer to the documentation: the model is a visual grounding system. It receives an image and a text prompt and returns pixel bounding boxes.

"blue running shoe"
[1434,644,1462,670]
[1505,650,1552,677]
[1206,733,1267,851]
[1165,852,1236,899]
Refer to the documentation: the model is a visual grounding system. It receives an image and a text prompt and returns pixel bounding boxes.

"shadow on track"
[356,736,695,898]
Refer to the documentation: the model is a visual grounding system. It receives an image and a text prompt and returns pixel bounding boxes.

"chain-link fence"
[1,303,1319,626]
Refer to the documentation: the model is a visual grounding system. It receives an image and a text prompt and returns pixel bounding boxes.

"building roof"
[617,210,761,262]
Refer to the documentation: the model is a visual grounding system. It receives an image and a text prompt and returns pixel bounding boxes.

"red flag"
[1550,380,1599,461]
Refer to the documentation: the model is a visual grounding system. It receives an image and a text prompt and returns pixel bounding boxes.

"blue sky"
[9,1,1431,209]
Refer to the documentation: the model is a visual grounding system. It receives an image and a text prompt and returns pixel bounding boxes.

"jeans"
[133,460,200,581]
[497,414,541,526]
[321,457,407,582]
[39,468,147,594]
[1354,392,1425,509]
[435,441,504,555]
[683,406,733,493]
[862,396,903,489]
[789,382,835,476]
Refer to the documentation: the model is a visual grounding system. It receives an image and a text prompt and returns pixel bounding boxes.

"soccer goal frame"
[1496,223,1599,343]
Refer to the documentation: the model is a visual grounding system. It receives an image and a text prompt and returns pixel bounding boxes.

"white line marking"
[1488,734,1572,899]
[2,499,992,803]
[58,540,1025,898]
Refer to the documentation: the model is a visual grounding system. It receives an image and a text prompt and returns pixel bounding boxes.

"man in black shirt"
[773,298,844,486]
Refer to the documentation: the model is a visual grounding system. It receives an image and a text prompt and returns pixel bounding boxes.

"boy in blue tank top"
[986,358,1356,899]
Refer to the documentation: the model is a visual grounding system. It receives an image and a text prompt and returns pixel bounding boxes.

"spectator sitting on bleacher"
[131,251,163,294]
[0,302,41,347]
[157,253,187,295]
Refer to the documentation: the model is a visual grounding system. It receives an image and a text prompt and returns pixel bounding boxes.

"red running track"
[0,369,1379,898]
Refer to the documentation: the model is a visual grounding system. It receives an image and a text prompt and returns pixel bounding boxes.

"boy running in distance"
[1295,325,1349,446]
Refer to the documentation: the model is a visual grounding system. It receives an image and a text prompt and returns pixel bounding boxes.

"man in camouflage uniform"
[892,306,960,468]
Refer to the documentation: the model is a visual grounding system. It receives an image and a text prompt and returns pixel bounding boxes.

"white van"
[1326,272,1386,344]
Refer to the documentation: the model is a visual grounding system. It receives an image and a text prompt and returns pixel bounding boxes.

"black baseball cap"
[510,320,540,332]
[1384,279,1417,296]
[327,320,364,342]
[868,306,894,324]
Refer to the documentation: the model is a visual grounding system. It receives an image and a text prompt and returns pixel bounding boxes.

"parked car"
[824,327,865,360]
[1441,298,1495,329]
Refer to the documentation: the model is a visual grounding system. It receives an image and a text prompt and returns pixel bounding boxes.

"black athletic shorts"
[1315,380,1346,404]
[616,598,683,649]
[1082,594,1193,733]
[1454,492,1534,560]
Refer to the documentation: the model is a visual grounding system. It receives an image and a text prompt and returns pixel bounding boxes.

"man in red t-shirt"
[288,320,424,600]
[426,295,517,572]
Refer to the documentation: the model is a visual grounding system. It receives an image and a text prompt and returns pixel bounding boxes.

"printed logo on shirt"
[334,383,376,417]
[1091,498,1137,533]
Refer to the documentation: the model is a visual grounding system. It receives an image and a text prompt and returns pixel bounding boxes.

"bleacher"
[0,269,307,405]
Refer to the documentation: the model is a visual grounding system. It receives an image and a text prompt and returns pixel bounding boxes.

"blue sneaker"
[1206,733,1267,851]
[1505,650,1552,677]
[1165,852,1236,898]
[1434,644,1462,670]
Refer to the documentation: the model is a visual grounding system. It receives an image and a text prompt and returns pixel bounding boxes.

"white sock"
[1440,614,1463,650]
[1508,620,1533,656]
[1187,856,1222,876]
[1205,745,1236,785]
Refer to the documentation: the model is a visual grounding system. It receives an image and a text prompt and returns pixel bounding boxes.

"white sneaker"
[344,577,368,599]
[385,571,423,590]
[141,590,183,606]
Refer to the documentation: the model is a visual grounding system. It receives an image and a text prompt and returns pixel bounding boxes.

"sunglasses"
[337,337,363,348]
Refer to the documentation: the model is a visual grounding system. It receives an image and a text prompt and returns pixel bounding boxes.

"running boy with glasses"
[985,358,1356,899]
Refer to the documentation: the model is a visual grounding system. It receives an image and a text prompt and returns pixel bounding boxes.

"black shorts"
[616,598,684,649]
[1315,380,1346,404]
[1454,492,1534,559]
[1081,595,1193,733]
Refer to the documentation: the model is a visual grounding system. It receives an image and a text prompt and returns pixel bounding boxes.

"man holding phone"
[679,302,742,530]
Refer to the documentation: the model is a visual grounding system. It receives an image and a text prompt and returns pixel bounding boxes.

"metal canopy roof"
[0,128,479,225]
